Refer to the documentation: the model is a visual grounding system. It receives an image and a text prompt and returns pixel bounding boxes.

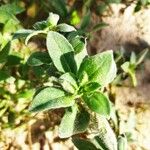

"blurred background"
[0,0,150,149]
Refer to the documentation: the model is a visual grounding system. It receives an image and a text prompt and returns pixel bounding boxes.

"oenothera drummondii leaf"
[78,50,117,86]
[27,51,51,66]
[57,23,76,32]
[94,116,117,150]
[83,91,111,116]
[59,104,90,138]
[46,31,77,73]
[29,87,74,112]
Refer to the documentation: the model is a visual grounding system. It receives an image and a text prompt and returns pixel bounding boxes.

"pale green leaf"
[47,12,60,26]
[78,50,117,86]
[57,23,76,32]
[46,31,77,73]
[29,87,74,112]
[25,30,47,45]
[59,105,90,138]
[118,134,128,150]
[95,116,118,150]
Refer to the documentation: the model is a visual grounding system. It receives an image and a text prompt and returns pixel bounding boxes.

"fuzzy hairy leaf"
[118,134,127,150]
[27,51,51,66]
[60,72,78,89]
[57,23,76,32]
[47,12,60,26]
[13,29,34,39]
[78,50,117,86]
[95,116,118,150]
[72,138,98,150]
[59,72,78,93]
[29,87,74,112]
[59,105,90,138]
[83,92,111,116]
[46,31,77,73]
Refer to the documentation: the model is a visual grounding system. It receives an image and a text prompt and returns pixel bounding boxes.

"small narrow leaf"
[27,51,51,66]
[57,23,76,32]
[29,87,74,112]
[130,52,136,64]
[83,92,111,116]
[118,134,128,150]
[136,49,149,65]
[46,31,77,73]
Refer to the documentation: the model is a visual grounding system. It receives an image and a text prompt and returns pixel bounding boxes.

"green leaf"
[83,82,101,93]
[72,138,98,150]
[57,23,76,32]
[69,37,88,70]
[121,62,130,73]
[6,55,22,66]
[27,51,51,66]
[130,52,136,64]
[78,50,117,86]
[83,92,111,116]
[69,36,85,54]
[59,105,78,138]
[75,46,88,70]
[59,79,76,94]
[59,105,90,138]
[121,62,137,87]
[29,87,74,112]
[68,33,88,70]
[25,30,47,45]
[46,31,77,73]
[47,12,60,26]
[13,29,34,39]
[60,72,78,89]
[33,21,48,30]
[0,42,10,63]
[94,116,117,150]
[73,109,90,134]
[118,134,127,150]
[136,49,149,65]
